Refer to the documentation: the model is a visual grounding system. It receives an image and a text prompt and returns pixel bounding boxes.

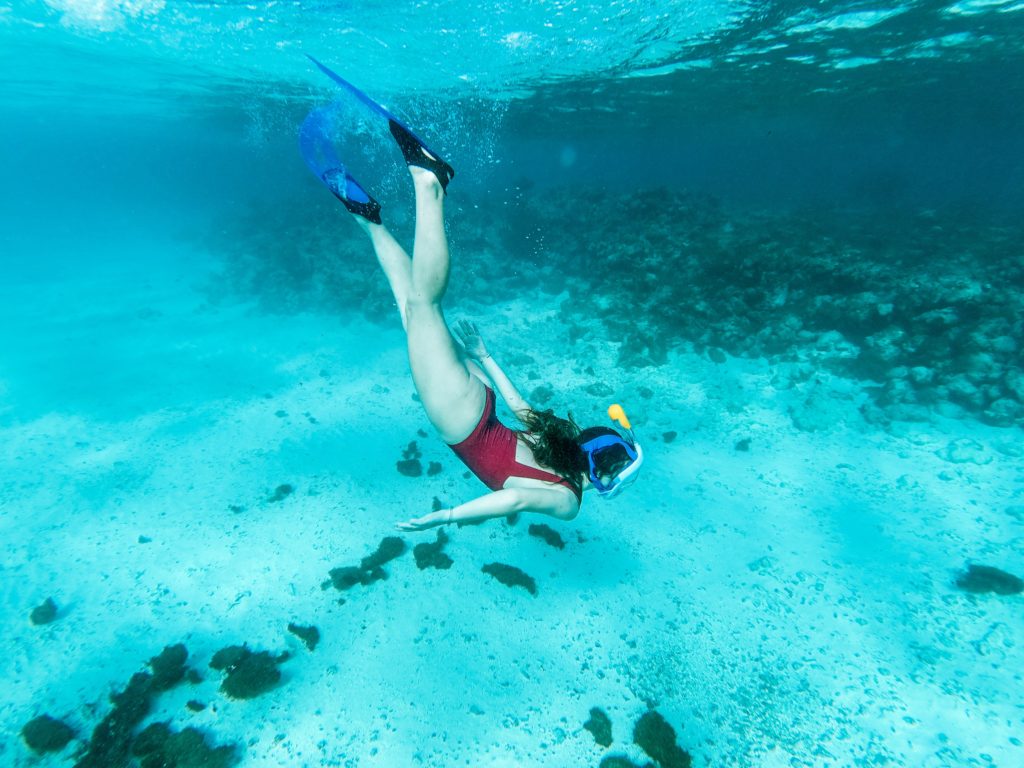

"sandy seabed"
[2,235,1021,768]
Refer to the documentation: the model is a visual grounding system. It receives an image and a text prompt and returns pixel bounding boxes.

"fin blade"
[306,54,399,123]
[305,54,433,154]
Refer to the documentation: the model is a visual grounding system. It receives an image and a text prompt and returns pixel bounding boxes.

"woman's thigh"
[405,301,486,443]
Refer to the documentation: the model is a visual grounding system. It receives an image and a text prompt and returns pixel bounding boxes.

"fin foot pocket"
[388,120,454,192]
[323,168,382,224]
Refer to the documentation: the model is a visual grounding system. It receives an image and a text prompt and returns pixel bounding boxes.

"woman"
[300,71,643,531]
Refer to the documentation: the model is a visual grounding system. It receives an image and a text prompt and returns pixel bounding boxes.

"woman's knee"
[404,294,441,321]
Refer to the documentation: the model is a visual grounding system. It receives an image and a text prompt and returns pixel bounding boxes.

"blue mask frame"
[580,434,639,493]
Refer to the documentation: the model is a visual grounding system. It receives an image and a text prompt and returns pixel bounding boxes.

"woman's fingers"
[395,515,433,531]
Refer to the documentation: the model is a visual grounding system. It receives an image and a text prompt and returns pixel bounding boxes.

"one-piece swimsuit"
[448,387,581,503]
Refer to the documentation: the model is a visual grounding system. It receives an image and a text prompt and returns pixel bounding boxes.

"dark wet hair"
[518,409,588,498]
[519,413,630,496]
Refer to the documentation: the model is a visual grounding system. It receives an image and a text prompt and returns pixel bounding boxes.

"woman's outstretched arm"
[454,319,531,421]
[395,487,578,531]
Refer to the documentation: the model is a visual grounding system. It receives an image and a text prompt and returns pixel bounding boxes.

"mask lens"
[583,434,638,493]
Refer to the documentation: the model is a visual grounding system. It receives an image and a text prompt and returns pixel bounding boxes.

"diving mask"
[580,404,644,499]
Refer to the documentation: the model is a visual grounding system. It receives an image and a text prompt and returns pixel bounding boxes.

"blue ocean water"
[2,1,1023,767]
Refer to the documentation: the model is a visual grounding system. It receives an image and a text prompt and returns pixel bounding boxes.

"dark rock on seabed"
[328,536,408,591]
[22,715,75,754]
[268,483,293,502]
[329,564,386,590]
[287,622,321,651]
[209,645,250,671]
[633,710,692,768]
[398,441,424,476]
[955,564,1024,595]
[133,722,237,768]
[73,643,194,766]
[481,562,537,595]
[414,528,454,570]
[361,536,407,570]
[584,706,613,747]
[599,757,654,768]
[149,643,189,691]
[30,597,58,625]
[529,523,566,550]
[74,672,154,768]
[132,722,172,756]
[25,645,237,768]
[397,458,423,476]
[210,645,286,699]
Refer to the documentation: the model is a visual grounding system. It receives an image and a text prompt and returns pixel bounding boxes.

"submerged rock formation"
[30,597,58,625]
[397,441,424,476]
[209,645,287,699]
[268,483,294,502]
[955,564,1024,595]
[74,672,155,768]
[528,523,566,550]
[132,722,237,768]
[328,536,408,592]
[481,562,537,596]
[287,623,320,651]
[21,715,75,754]
[414,528,454,570]
[584,706,613,747]
[633,710,692,768]
[26,644,240,768]
[149,644,189,691]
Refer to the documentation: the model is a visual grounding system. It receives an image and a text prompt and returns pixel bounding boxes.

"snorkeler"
[301,59,643,531]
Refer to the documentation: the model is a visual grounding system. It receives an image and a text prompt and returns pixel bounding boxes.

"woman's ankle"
[410,166,443,196]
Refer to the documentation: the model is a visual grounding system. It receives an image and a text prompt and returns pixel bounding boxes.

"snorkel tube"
[607,403,631,430]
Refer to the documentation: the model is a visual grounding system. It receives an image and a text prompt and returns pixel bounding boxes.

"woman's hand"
[395,509,452,532]
[454,319,489,360]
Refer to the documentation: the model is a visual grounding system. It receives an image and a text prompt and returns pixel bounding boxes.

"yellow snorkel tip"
[607,403,631,430]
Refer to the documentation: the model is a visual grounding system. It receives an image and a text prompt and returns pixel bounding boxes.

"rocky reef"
[211,188,1023,428]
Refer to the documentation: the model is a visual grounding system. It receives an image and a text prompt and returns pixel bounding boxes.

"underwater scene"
[2,0,1023,766]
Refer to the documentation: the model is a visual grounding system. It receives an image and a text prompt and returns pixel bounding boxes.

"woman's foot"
[322,168,383,224]
[388,119,455,192]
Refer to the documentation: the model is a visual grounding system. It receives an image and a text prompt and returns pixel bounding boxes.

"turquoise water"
[3,1,1023,767]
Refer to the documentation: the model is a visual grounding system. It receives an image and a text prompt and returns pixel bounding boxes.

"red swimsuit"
[448,387,581,503]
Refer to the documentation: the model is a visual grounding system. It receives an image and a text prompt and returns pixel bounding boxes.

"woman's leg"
[352,168,484,443]
[403,168,485,443]
[354,218,413,330]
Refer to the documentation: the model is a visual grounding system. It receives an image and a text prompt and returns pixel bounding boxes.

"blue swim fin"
[299,104,382,224]
[306,55,454,192]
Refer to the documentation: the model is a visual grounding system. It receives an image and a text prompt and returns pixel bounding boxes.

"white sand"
[2,237,1022,768]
